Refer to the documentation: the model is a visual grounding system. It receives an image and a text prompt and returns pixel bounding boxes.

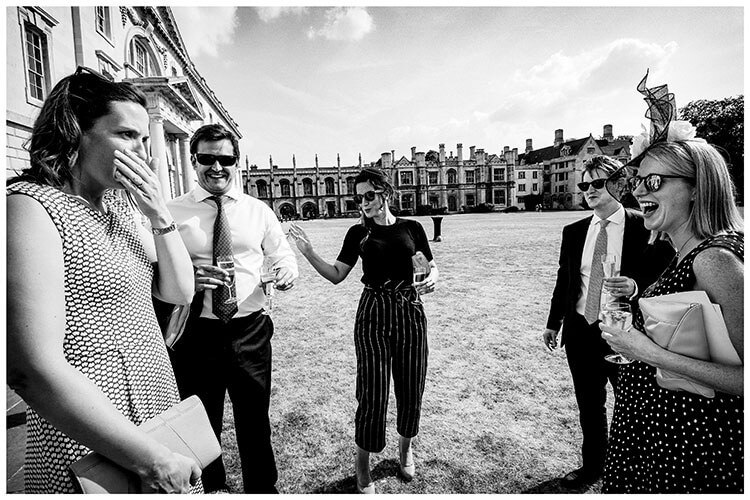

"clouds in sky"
[255,7,308,23]
[489,38,679,126]
[172,7,237,58]
[307,7,375,41]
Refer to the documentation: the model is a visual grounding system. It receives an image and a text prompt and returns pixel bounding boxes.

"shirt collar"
[192,181,242,203]
[591,204,625,227]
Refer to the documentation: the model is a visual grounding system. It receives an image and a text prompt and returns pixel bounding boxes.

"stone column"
[167,137,182,197]
[178,134,194,192]
[148,115,171,199]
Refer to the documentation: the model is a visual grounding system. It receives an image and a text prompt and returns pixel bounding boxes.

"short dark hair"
[189,123,240,159]
[12,67,147,187]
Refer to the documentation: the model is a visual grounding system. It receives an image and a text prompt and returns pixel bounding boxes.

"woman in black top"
[289,167,438,494]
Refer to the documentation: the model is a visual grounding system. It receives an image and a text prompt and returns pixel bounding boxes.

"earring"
[68,151,79,167]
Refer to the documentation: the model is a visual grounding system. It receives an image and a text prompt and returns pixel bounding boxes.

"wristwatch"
[151,221,177,236]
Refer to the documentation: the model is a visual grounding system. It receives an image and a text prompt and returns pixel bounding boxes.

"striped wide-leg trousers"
[353,286,429,453]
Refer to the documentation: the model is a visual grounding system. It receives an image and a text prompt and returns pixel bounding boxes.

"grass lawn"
[219,210,613,494]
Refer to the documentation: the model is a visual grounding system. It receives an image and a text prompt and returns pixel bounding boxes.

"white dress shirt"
[575,205,626,316]
[168,183,298,319]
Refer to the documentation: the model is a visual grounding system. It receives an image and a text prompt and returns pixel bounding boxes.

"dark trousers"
[169,311,277,493]
[563,312,619,477]
[354,287,429,452]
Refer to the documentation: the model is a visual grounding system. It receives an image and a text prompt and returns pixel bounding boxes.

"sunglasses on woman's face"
[628,173,693,193]
[193,153,237,167]
[577,178,607,192]
[353,190,383,205]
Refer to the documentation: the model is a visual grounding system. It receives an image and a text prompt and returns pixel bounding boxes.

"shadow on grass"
[522,477,602,494]
[309,459,401,493]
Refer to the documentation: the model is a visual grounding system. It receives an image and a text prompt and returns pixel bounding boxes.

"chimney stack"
[554,129,564,147]
[525,139,533,152]
[439,143,445,163]
[381,152,393,169]
[470,145,476,160]
[603,124,613,141]
[411,146,416,162]
[476,148,485,165]
[457,143,463,163]
[416,151,426,167]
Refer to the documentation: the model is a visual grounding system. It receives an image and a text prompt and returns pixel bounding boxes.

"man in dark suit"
[542,156,673,489]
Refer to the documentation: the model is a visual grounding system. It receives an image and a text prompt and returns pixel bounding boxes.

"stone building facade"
[240,142,520,218]
[6,6,240,199]
[240,124,632,218]
[518,125,632,210]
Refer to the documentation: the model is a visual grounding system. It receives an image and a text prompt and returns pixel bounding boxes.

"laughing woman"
[600,139,744,492]
[289,167,438,494]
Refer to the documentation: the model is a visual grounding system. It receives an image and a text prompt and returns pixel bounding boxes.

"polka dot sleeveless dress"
[8,182,200,493]
[602,232,743,493]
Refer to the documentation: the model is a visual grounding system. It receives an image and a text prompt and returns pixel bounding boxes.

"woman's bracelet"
[151,221,177,236]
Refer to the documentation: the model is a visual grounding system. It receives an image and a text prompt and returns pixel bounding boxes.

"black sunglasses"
[193,153,237,167]
[353,190,383,205]
[577,178,607,192]
[628,173,693,193]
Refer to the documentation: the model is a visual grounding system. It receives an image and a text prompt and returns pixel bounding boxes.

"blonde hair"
[645,140,743,239]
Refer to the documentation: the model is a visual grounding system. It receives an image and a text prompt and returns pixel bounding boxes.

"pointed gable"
[394,156,411,167]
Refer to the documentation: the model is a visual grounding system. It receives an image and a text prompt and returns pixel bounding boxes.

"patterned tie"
[211,196,238,322]
[584,219,610,324]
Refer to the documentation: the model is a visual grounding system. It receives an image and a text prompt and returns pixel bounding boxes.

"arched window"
[302,178,314,196]
[325,177,335,195]
[448,196,457,211]
[129,36,159,76]
[255,180,268,198]
[447,169,457,184]
[279,179,291,197]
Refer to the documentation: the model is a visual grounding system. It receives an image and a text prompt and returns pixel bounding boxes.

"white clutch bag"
[69,395,221,493]
[639,290,741,398]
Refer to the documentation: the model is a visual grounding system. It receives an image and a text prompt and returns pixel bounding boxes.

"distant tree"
[680,95,743,203]
[425,150,440,163]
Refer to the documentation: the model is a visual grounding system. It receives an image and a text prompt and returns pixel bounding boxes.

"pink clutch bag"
[639,291,741,398]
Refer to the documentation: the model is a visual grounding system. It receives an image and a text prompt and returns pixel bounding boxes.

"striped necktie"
[584,219,610,324]
[211,196,238,322]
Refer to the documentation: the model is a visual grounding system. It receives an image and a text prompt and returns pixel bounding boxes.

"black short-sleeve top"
[336,217,433,286]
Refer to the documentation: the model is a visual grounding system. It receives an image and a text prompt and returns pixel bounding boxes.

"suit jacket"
[546,208,674,346]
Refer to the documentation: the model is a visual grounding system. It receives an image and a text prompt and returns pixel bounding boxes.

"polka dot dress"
[603,232,743,493]
[8,182,200,493]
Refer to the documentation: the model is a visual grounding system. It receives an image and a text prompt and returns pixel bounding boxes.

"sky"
[171,5,744,171]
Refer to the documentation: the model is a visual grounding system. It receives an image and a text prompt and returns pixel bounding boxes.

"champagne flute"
[216,256,237,304]
[260,268,278,315]
[600,253,618,310]
[601,253,618,278]
[411,252,429,306]
[603,302,634,364]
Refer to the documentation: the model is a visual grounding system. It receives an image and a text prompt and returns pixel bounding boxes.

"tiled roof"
[522,136,591,164]
[596,139,632,157]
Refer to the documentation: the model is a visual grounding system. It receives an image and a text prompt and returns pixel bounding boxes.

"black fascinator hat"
[605,69,687,203]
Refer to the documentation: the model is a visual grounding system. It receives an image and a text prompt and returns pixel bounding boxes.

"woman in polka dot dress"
[599,139,743,493]
[7,69,201,493]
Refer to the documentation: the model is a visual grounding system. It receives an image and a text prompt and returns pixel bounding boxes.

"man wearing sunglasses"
[541,155,673,489]
[166,124,298,493]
